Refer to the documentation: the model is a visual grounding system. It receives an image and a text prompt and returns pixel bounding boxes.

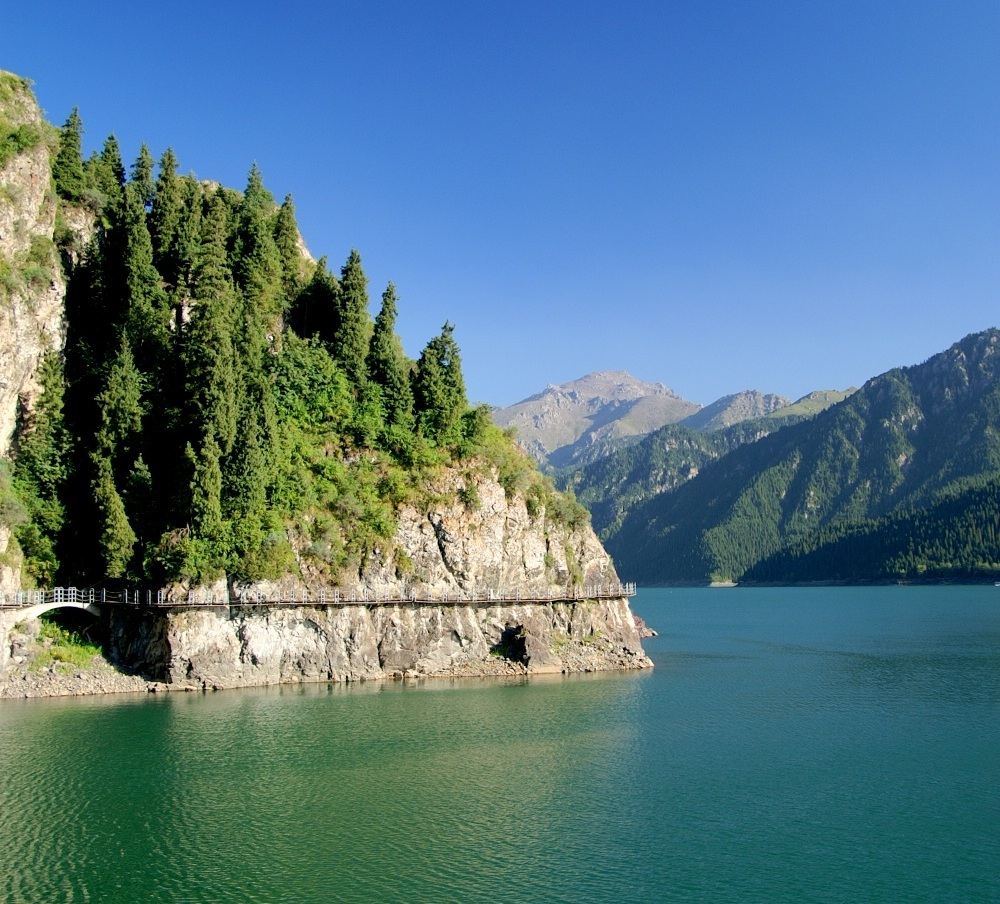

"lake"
[0,586,997,903]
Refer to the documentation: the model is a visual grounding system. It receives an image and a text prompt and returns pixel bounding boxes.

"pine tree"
[288,256,339,342]
[190,434,224,537]
[122,182,170,361]
[95,337,144,458]
[231,164,283,322]
[149,148,185,284]
[84,134,126,220]
[414,321,467,443]
[274,194,303,299]
[366,282,414,428]
[52,107,86,202]
[334,249,372,387]
[92,453,137,578]
[129,144,156,210]
[185,188,239,455]
[170,177,204,291]
[12,353,69,584]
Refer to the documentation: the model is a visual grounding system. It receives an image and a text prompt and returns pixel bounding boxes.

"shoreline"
[1,648,651,700]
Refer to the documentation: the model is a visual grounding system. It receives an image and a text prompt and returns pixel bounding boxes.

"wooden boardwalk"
[0,582,636,611]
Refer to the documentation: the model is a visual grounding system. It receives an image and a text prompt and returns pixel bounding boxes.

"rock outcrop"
[113,466,652,690]
[106,594,649,691]
[0,72,65,459]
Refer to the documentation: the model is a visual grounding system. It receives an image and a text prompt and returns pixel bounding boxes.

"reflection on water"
[1,586,998,903]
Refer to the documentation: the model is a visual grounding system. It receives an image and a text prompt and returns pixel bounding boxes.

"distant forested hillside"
[602,331,1000,584]
[562,411,816,540]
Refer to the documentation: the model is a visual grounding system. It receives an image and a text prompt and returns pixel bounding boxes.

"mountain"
[564,400,838,542]
[679,390,791,432]
[492,371,700,469]
[605,330,1000,584]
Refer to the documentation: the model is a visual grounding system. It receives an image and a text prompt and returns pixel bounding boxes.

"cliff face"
[108,595,648,690]
[0,74,65,459]
[140,467,651,688]
[0,74,67,596]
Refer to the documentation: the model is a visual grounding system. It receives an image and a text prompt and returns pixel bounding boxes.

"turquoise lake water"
[0,586,998,903]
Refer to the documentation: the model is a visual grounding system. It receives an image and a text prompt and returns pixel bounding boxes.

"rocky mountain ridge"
[494,369,849,471]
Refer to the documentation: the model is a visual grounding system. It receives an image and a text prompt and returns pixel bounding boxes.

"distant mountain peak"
[493,371,700,469]
[679,389,792,432]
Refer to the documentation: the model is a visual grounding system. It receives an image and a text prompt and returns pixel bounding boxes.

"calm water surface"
[1,586,998,903]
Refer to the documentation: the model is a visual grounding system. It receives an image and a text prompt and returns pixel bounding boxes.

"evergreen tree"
[149,148,185,284]
[274,194,303,299]
[12,354,69,584]
[231,164,283,322]
[190,435,224,537]
[95,337,144,458]
[122,182,170,361]
[52,107,86,202]
[366,282,413,428]
[185,188,239,455]
[170,177,204,291]
[334,249,371,387]
[92,453,137,578]
[84,134,126,220]
[288,256,339,342]
[414,322,467,443]
[129,144,156,210]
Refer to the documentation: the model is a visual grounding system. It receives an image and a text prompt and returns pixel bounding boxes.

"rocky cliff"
[0,74,67,596]
[107,466,651,689]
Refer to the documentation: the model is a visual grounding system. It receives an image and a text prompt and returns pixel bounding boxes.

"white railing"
[0,582,636,610]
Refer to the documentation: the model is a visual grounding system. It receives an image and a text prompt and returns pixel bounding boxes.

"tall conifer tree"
[149,148,184,284]
[334,249,372,387]
[414,322,467,443]
[366,282,413,428]
[129,144,156,210]
[52,107,85,202]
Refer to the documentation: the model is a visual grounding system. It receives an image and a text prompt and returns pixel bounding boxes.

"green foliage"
[366,282,414,429]
[92,453,137,578]
[84,135,126,214]
[333,249,372,387]
[16,129,576,591]
[129,144,155,209]
[31,617,102,671]
[0,122,45,169]
[414,321,467,444]
[288,257,340,342]
[12,354,68,585]
[52,108,85,202]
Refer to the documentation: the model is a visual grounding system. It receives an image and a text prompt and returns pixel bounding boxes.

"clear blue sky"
[4,2,1000,406]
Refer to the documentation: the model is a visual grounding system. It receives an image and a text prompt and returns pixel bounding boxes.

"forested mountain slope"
[563,389,852,540]
[606,330,1000,583]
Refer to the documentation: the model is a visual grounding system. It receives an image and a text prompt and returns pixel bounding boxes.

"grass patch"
[30,618,103,672]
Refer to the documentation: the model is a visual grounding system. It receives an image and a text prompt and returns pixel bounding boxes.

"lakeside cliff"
[0,72,650,695]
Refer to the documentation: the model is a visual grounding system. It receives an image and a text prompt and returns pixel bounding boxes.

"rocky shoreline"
[2,601,653,699]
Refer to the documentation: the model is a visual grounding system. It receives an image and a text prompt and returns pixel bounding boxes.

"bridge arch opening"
[37,606,104,648]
